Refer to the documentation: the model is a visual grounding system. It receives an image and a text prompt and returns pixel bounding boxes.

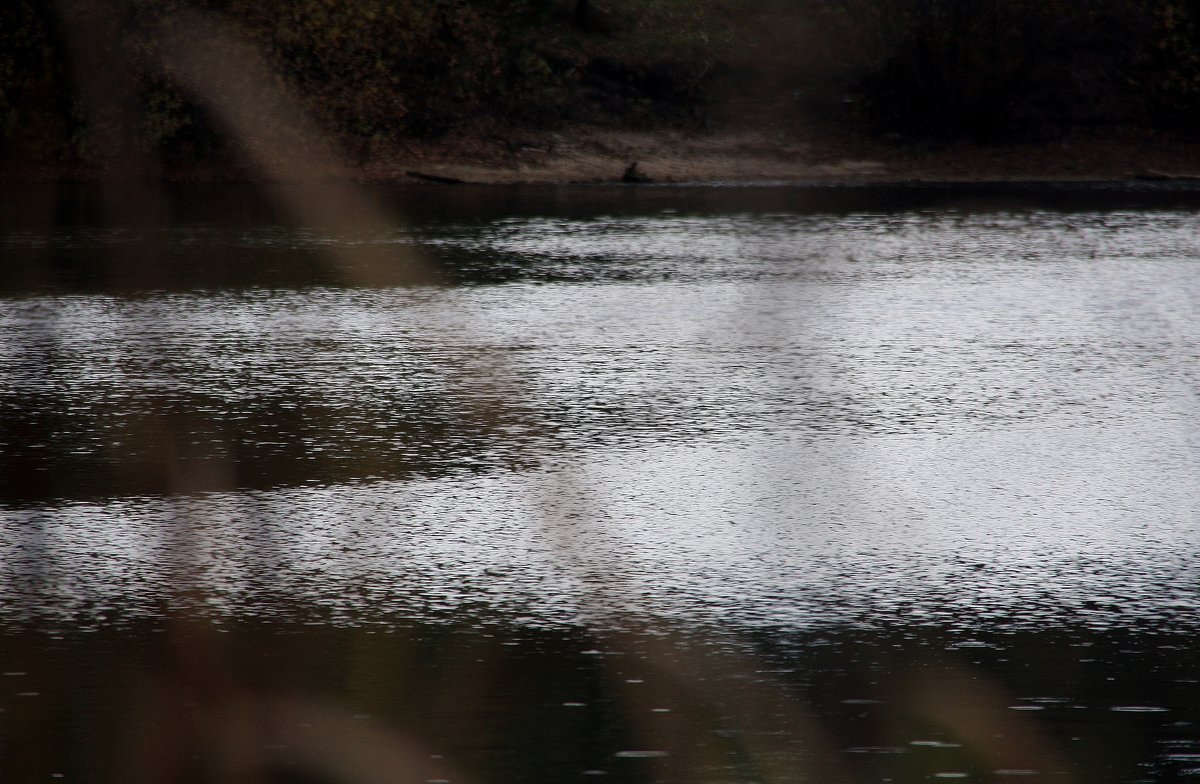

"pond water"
[3,183,1200,783]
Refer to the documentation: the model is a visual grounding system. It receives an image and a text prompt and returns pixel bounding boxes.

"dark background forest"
[4,0,1200,173]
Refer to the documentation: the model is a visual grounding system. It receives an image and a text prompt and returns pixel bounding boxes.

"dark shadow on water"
[7,181,1200,296]
[1,612,1197,784]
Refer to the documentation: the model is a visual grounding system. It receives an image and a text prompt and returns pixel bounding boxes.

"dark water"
[3,183,1200,783]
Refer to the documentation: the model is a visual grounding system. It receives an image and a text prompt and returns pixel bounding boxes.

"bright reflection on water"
[5,205,1200,631]
[4,185,1200,783]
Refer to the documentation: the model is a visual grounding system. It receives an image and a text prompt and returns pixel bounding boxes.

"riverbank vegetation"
[4,0,1200,177]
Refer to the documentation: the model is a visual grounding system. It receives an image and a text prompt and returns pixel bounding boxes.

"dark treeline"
[850,0,1200,140]
[0,0,726,167]
[3,0,1200,168]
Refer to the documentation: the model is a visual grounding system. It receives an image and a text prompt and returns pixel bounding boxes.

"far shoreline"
[4,126,1200,189]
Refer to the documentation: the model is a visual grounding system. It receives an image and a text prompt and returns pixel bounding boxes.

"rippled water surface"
[3,184,1200,783]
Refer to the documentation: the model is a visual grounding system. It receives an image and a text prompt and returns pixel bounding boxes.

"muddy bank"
[374,126,1200,185]
[5,126,1200,186]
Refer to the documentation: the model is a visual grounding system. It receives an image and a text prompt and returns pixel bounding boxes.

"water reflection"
[4,185,1200,783]
[4,421,1199,634]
